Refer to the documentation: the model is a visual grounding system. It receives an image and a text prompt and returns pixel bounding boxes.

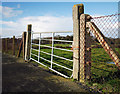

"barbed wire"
[15,34,22,38]
[91,13,120,19]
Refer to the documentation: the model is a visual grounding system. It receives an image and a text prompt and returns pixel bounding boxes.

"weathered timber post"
[5,38,8,52]
[17,39,23,58]
[22,32,26,59]
[79,14,91,82]
[2,39,6,52]
[72,4,84,80]
[12,36,15,55]
[25,24,32,61]
[2,39,4,52]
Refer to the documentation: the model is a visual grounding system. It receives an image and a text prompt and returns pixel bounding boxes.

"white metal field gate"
[30,31,73,78]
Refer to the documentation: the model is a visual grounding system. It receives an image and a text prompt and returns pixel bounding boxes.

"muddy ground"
[2,54,90,93]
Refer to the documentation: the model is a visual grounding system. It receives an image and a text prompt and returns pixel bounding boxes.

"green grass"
[31,43,120,92]
[2,48,22,57]
[4,43,120,92]
[89,48,120,92]
[31,44,73,77]
[46,43,71,47]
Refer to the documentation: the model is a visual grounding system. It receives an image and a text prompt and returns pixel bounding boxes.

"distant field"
[31,43,120,92]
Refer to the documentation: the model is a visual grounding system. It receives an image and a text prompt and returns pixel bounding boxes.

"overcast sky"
[0,2,119,38]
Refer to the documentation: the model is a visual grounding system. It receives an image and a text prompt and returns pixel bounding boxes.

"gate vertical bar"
[72,4,84,80]
[38,33,41,62]
[51,33,54,69]
[30,32,33,59]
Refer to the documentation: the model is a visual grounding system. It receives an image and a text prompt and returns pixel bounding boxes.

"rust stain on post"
[72,4,84,80]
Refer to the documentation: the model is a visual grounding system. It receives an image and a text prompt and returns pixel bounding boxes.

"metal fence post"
[25,24,32,61]
[72,4,84,80]
[79,14,91,82]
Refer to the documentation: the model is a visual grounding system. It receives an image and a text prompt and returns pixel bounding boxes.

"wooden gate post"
[22,32,26,59]
[12,36,15,55]
[79,14,91,82]
[25,24,32,61]
[5,38,8,52]
[72,4,84,80]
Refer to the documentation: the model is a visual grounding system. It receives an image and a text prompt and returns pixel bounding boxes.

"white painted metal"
[30,31,73,78]
[31,43,73,52]
[30,57,48,67]
[31,48,39,52]
[40,51,51,55]
[51,33,54,68]
[32,31,73,34]
[54,39,73,43]
[31,53,38,57]
[31,43,39,46]
[38,33,41,62]
[40,57,51,63]
[31,53,72,71]
[52,62,73,71]
[30,33,33,59]
[53,54,73,62]
[40,45,73,52]
[40,50,73,62]
[41,39,73,43]
[49,68,69,78]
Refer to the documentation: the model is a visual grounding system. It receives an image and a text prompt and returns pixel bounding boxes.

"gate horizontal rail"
[30,31,73,78]
[30,58,70,78]
[31,43,73,52]
[31,53,73,71]
[41,39,73,43]
[32,31,73,34]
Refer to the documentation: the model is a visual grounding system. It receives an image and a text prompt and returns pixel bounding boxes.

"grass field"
[31,43,120,92]
[3,42,120,92]
[31,44,73,77]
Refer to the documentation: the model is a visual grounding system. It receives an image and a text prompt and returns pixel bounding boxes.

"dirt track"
[2,54,89,93]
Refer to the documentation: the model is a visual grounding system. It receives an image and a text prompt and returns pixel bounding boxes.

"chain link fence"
[85,13,120,93]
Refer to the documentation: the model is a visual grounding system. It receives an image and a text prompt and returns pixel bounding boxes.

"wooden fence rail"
[2,32,26,59]
[2,3,120,83]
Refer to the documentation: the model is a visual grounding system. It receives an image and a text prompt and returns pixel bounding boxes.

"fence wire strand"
[85,13,120,93]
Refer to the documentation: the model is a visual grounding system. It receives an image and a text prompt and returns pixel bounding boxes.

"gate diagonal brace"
[87,22,120,69]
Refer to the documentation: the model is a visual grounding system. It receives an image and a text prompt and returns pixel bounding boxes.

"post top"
[27,24,32,32]
[73,3,84,17]
[73,4,84,7]
[28,24,32,25]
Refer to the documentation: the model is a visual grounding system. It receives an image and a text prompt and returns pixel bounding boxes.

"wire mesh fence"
[85,13,120,92]
[1,12,120,93]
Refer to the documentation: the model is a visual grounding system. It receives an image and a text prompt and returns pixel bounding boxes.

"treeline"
[32,35,73,45]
